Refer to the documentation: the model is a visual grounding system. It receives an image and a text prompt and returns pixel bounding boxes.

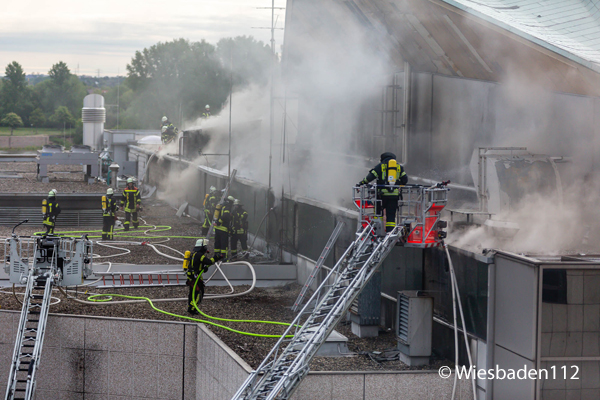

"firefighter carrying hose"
[42,189,61,235]
[231,199,249,259]
[200,186,218,237]
[161,116,178,145]
[357,152,408,233]
[214,195,234,259]
[120,177,141,231]
[183,238,223,314]
[102,188,118,240]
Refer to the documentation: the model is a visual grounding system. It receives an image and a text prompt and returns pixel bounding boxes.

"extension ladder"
[4,271,54,400]
[231,223,401,400]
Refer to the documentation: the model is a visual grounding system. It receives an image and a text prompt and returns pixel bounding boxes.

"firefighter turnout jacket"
[186,247,220,279]
[102,195,117,217]
[214,202,232,233]
[121,186,141,212]
[42,197,61,227]
[359,152,408,196]
[232,207,248,235]
[204,192,218,216]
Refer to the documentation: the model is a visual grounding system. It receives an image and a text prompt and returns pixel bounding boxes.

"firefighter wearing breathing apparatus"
[201,186,218,237]
[42,190,61,235]
[357,152,408,233]
[213,196,234,259]
[161,116,178,145]
[102,188,118,240]
[183,239,223,314]
[120,178,141,231]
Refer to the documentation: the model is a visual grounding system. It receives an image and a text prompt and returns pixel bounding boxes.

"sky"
[0,0,286,77]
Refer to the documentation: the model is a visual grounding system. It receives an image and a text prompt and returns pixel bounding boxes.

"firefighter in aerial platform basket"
[101,188,118,240]
[161,116,178,145]
[357,152,408,233]
[120,177,142,231]
[42,190,61,235]
[183,238,223,314]
[201,186,218,237]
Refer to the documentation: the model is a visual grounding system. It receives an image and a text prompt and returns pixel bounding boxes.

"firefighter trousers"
[231,233,248,258]
[201,209,211,236]
[187,278,205,312]
[102,215,114,240]
[214,229,229,258]
[376,195,399,233]
[124,211,139,231]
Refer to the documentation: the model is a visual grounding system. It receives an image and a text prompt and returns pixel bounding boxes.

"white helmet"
[161,126,167,133]
[51,188,57,195]
[162,116,168,123]
[227,196,234,202]
[195,238,208,247]
[127,177,134,183]
[205,105,210,109]
[210,186,216,192]
[48,190,55,197]
[107,188,113,195]
[234,199,241,205]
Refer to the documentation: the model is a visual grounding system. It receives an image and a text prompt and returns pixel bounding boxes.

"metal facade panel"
[493,345,536,400]
[495,254,538,361]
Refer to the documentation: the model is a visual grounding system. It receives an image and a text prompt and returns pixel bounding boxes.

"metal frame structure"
[4,234,93,400]
[232,183,449,399]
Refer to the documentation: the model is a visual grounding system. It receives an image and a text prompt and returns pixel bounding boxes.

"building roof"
[442,0,600,73]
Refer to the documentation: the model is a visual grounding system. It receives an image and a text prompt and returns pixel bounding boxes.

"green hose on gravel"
[86,272,299,338]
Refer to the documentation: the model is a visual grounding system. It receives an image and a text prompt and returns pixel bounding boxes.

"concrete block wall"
[1,310,473,400]
[0,135,49,148]
[0,311,195,400]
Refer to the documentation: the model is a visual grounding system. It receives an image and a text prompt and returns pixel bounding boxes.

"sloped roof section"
[442,0,600,72]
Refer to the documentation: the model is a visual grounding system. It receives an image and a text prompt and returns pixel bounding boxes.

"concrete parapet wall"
[0,311,472,400]
[0,135,49,148]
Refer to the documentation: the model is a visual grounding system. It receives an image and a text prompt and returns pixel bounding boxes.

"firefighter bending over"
[357,152,408,233]
[121,178,141,231]
[231,199,249,259]
[184,239,223,314]
[214,196,234,259]
[102,188,118,240]
[201,186,218,237]
[42,190,61,235]
[161,116,178,144]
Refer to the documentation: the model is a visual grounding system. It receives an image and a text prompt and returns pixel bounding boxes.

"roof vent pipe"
[82,94,106,151]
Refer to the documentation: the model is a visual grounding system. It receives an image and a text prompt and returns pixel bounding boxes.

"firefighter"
[213,196,234,259]
[161,116,178,144]
[231,199,249,259]
[200,186,218,237]
[102,188,118,240]
[202,105,211,118]
[184,238,223,314]
[357,152,408,233]
[42,190,61,235]
[120,177,141,231]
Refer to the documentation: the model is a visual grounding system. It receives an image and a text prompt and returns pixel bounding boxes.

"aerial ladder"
[232,182,449,400]
[4,224,93,400]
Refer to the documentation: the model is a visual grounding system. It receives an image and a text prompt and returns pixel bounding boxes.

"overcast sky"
[0,0,286,77]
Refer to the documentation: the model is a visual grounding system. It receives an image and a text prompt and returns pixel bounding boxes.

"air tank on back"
[82,94,106,151]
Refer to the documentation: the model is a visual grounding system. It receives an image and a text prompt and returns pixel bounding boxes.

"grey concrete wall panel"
[410,72,434,172]
[495,255,538,360]
[296,201,336,262]
[493,345,536,400]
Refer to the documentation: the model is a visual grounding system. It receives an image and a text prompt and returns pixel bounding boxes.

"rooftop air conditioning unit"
[396,291,433,366]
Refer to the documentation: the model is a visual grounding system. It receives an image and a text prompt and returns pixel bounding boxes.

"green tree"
[1,112,24,135]
[50,106,75,128]
[0,61,34,123]
[29,108,46,130]
[35,62,87,119]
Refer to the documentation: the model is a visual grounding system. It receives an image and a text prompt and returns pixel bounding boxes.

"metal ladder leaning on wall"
[5,247,56,400]
[231,223,401,400]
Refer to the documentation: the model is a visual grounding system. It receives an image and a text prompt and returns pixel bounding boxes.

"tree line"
[0,36,274,140]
